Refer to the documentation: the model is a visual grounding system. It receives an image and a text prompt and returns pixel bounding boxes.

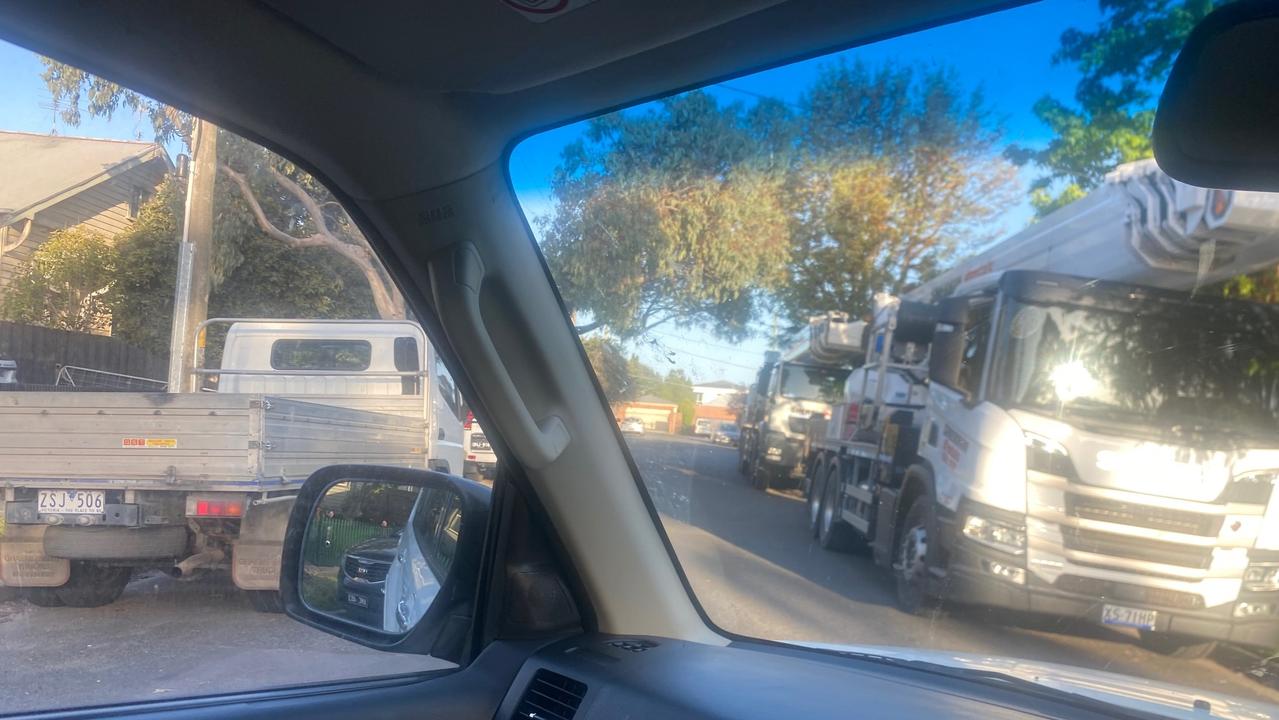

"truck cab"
[920,271,1279,656]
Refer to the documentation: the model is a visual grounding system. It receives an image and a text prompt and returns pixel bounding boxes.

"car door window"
[0,45,489,713]
[513,0,1279,707]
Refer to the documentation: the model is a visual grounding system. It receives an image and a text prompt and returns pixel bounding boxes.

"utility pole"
[166,119,217,392]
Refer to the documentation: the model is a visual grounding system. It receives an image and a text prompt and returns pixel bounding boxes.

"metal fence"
[303,515,396,567]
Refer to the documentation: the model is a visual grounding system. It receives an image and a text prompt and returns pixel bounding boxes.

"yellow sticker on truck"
[121,437,178,448]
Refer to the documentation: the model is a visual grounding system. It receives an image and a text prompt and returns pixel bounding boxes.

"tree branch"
[219,163,406,319]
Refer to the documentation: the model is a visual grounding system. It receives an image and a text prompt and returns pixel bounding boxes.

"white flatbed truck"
[0,319,463,610]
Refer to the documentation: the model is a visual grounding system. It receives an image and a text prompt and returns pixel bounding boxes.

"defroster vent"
[515,669,587,720]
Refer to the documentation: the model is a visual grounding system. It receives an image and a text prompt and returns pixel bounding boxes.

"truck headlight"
[1024,432,1075,478]
[962,514,1027,556]
[1244,563,1279,592]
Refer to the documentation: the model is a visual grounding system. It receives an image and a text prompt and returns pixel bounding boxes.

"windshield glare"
[996,298,1279,440]
[780,365,849,403]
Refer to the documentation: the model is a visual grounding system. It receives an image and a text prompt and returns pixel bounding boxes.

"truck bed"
[0,392,426,491]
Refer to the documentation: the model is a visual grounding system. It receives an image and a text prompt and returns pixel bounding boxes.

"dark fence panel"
[0,322,167,386]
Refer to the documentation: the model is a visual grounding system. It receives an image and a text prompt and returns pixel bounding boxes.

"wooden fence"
[0,321,167,386]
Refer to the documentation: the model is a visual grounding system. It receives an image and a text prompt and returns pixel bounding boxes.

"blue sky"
[0,0,1108,387]
[509,0,1105,385]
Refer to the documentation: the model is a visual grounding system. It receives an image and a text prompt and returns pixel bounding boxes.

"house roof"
[0,131,169,223]
[694,380,743,390]
[634,394,677,406]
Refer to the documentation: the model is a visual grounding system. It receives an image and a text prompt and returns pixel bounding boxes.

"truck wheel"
[22,587,65,607]
[818,463,858,552]
[54,561,131,608]
[1136,631,1217,659]
[751,455,773,492]
[247,590,284,613]
[894,496,938,614]
[807,460,827,538]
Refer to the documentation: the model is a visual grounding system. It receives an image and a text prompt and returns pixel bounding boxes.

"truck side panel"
[0,392,261,488]
[261,396,426,479]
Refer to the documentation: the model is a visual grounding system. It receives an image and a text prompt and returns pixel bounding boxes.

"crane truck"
[774,159,1279,657]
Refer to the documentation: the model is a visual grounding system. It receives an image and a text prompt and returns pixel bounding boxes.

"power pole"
[166,119,217,392]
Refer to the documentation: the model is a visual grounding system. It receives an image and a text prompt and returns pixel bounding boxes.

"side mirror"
[1153,0,1279,190]
[280,465,490,660]
[927,298,969,396]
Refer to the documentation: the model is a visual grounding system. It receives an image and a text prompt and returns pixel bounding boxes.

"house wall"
[0,159,167,290]
[613,401,680,433]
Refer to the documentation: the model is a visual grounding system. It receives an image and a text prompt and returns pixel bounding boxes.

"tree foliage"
[1008,0,1222,215]
[0,227,116,332]
[779,62,1017,324]
[541,92,791,341]
[540,62,1017,338]
[40,61,401,319]
[581,336,634,402]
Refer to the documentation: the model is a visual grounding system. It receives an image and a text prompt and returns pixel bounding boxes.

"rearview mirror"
[1153,0,1279,190]
[280,465,489,659]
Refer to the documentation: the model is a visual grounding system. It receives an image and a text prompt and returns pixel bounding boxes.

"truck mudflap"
[231,495,297,591]
[0,524,69,588]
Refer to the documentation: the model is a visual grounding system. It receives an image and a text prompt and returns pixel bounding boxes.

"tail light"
[464,410,474,430]
[187,495,245,517]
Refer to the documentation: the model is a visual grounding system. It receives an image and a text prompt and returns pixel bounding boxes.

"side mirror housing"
[927,297,970,398]
[279,465,490,661]
[1154,0,1279,190]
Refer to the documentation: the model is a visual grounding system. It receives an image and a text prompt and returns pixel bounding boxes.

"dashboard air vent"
[515,668,587,720]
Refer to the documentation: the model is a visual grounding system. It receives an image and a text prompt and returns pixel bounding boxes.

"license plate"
[1101,603,1157,630]
[346,592,368,608]
[470,434,490,450]
[37,489,105,515]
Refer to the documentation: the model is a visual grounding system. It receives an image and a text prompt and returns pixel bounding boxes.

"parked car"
[336,534,398,627]
[711,422,740,446]
[619,417,645,435]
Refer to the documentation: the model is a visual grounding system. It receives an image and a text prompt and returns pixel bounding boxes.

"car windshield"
[996,297,1279,443]
[512,0,1279,711]
[779,365,849,403]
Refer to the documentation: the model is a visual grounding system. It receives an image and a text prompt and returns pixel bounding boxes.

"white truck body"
[0,319,464,601]
[791,161,1279,652]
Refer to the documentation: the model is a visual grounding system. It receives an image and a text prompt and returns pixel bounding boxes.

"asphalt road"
[630,433,1279,708]
[2,433,1278,714]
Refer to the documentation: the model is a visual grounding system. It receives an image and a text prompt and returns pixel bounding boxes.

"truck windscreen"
[780,365,849,403]
[993,298,1279,442]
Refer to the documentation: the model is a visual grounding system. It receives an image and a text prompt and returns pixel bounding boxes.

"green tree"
[0,227,116,332]
[40,61,403,319]
[778,62,1018,325]
[109,171,379,356]
[1008,0,1223,215]
[581,336,634,402]
[540,91,791,341]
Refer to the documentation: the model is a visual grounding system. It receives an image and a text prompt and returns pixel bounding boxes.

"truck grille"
[344,556,389,583]
[1061,527,1213,570]
[1066,495,1222,537]
[1053,575,1204,610]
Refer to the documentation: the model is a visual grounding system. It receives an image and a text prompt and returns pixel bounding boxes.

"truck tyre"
[54,561,131,608]
[807,459,827,538]
[45,525,188,560]
[22,587,65,607]
[818,463,858,552]
[751,454,773,492]
[247,589,284,613]
[1136,631,1217,659]
[894,496,938,614]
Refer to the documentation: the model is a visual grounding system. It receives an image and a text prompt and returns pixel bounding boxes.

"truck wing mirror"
[927,298,969,396]
[1154,0,1279,190]
[279,464,490,662]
